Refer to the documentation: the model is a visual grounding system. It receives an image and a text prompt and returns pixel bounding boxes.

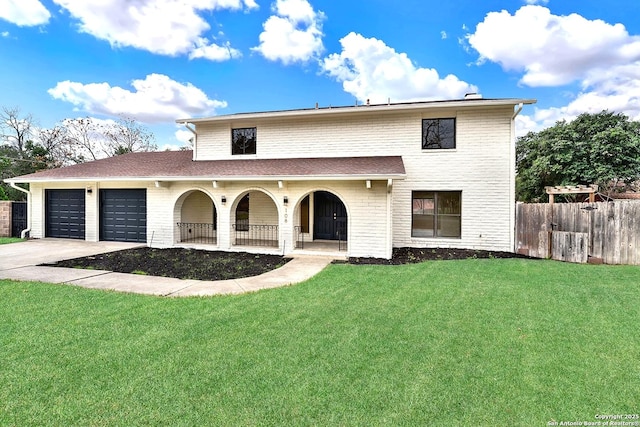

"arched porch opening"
[174,190,217,245]
[231,190,279,248]
[293,190,348,252]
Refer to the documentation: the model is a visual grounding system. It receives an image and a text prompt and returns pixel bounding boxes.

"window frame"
[231,127,257,155]
[411,191,462,238]
[421,118,456,150]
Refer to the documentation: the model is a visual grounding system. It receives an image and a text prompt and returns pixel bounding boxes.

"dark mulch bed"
[43,246,531,281]
[42,247,291,281]
[347,247,531,265]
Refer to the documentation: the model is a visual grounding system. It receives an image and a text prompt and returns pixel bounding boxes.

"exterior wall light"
[283,196,288,206]
[221,195,226,205]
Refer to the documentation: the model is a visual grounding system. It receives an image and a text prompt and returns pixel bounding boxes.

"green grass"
[1,259,639,426]
[0,237,24,245]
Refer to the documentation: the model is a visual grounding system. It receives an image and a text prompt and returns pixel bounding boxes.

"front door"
[313,191,347,240]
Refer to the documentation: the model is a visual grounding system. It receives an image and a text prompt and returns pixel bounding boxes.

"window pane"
[437,215,461,237]
[437,192,461,215]
[412,192,434,215]
[412,191,435,237]
[412,214,434,237]
[236,194,249,231]
[232,127,256,155]
[300,195,309,233]
[422,118,455,149]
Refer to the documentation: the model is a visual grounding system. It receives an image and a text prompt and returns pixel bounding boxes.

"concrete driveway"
[0,239,335,297]
[0,238,143,270]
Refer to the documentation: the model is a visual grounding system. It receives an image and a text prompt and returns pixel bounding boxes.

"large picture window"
[232,127,256,155]
[422,118,455,149]
[412,191,461,238]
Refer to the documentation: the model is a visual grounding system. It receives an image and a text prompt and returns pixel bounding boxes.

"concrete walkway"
[0,239,336,296]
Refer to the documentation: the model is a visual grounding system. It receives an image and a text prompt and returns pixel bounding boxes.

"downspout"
[9,182,31,239]
[182,122,197,160]
[512,103,523,119]
[510,103,524,252]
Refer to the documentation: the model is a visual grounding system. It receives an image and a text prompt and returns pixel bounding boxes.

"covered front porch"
[173,187,351,256]
[161,154,405,259]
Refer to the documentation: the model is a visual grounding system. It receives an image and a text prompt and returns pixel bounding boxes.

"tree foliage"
[1,107,157,200]
[0,106,34,154]
[0,107,51,200]
[516,111,640,202]
[59,117,157,164]
[0,143,54,200]
[102,117,156,156]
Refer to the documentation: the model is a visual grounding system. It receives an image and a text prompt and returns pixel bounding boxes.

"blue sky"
[1,0,639,150]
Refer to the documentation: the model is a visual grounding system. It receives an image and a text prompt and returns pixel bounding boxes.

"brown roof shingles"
[7,150,406,182]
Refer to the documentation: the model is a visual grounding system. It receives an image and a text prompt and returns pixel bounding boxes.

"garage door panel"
[100,189,147,243]
[46,189,86,239]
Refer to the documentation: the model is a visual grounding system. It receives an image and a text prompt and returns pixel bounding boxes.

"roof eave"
[177,98,537,124]
[6,173,407,184]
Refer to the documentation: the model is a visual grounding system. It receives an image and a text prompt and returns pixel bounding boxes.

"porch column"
[281,201,294,254]
[218,196,232,250]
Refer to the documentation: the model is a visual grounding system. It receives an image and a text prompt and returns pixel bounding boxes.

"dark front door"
[313,191,347,241]
[46,189,86,239]
[100,189,147,243]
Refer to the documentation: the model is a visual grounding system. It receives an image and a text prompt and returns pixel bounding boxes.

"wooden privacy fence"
[516,200,640,265]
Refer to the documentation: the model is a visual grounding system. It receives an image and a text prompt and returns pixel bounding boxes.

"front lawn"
[1,259,639,426]
[0,237,24,245]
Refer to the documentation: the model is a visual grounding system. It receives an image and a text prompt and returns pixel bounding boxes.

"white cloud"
[322,32,477,103]
[189,38,242,61]
[523,0,548,4]
[175,129,195,145]
[0,0,50,26]
[440,31,447,40]
[48,74,227,123]
[520,71,640,133]
[467,5,640,87]
[51,0,256,59]
[252,0,324,64]
[468,5,640,132]
[1,31,9,37]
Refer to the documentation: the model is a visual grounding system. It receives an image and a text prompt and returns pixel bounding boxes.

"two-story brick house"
[6,97,534,259]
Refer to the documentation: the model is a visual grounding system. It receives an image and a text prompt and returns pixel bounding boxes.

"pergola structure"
[545,184,599,204]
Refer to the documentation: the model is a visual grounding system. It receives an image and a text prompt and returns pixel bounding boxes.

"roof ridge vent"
[464,93,483,100]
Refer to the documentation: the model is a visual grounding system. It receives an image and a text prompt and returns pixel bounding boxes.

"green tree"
[0,142,53,201]
[516,111,640,202]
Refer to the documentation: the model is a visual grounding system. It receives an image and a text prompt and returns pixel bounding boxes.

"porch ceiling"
[8,150,406,183]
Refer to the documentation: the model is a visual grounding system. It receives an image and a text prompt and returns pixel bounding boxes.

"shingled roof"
[7,150,406,183]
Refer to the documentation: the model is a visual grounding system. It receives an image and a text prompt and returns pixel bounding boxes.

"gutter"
[9,182,31,239]
[510,102,524,252]
[7,173,408,184]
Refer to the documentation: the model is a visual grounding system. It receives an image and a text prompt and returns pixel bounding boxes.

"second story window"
[422,118,455,150]
[232,127,256,155]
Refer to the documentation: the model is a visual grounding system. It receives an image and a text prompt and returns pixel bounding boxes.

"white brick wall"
[194,105,517,253]
[247,191,279,225]
[181,191,214,223]
[27,104,517,258]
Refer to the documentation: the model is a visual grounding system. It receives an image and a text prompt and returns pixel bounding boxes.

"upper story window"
[232,127,256,155]
[422,118,455,150]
